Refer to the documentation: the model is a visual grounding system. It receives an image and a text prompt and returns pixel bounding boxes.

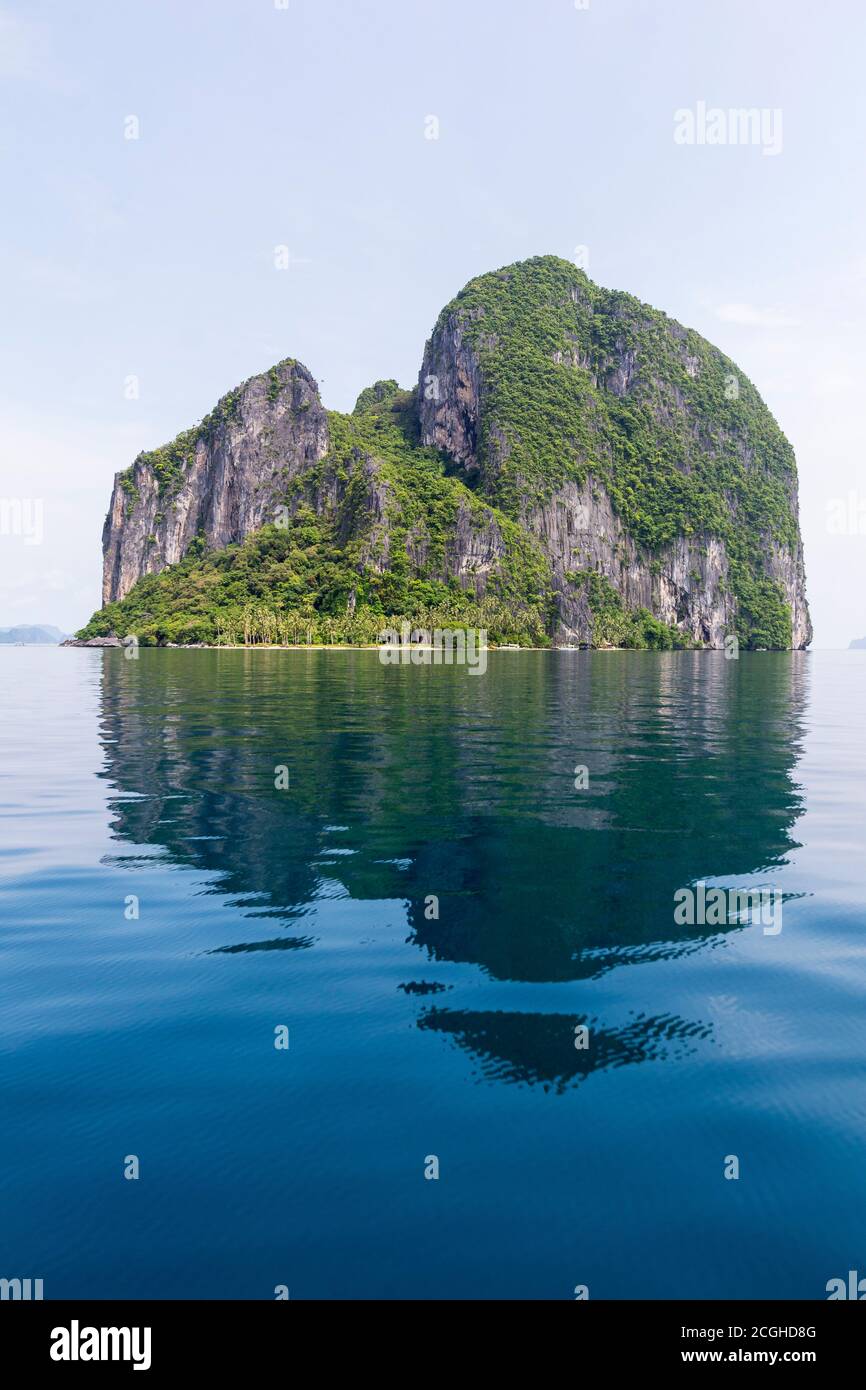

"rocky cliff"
[419,257,810,648]
[102,359,328,604]
[84,256,811,649]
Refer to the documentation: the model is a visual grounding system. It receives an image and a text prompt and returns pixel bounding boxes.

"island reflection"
[97,649,808,1086]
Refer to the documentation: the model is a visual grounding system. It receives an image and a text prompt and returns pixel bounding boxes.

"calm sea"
[1,648,864,1299]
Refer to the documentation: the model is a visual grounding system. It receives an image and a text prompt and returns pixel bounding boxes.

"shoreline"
[57,641,811,654]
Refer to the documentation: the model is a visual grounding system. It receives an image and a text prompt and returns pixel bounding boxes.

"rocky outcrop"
[765,534,811,650]
[521,478,810,648]
[102,360,329,603]
[419,258,812,648]
[526,479,735,646]
[419,312,483,477]
[92,256,811,650]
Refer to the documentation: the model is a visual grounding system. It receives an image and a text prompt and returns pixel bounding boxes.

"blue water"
[1,648,864,1299]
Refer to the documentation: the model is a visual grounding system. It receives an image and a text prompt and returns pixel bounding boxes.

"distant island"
[850,637,866,650]
[76,256,811,651]
[0,624,67,645]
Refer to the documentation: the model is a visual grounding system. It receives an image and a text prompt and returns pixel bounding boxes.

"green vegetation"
[77,515,546,648]
[321,388,551,614]
[353,379,402,414]
[732,575,791,650]
[118,471,140,515]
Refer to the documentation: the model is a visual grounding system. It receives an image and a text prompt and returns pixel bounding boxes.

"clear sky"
[1,0,863,644]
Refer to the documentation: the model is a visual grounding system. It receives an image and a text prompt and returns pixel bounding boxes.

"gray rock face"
[419,312,483,477]
[102,360,329,603]
[527,478,737,646]
[765,535,811,650]
[526,478,810,648]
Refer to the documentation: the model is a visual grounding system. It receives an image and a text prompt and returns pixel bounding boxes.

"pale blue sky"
[1,0,863,643]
